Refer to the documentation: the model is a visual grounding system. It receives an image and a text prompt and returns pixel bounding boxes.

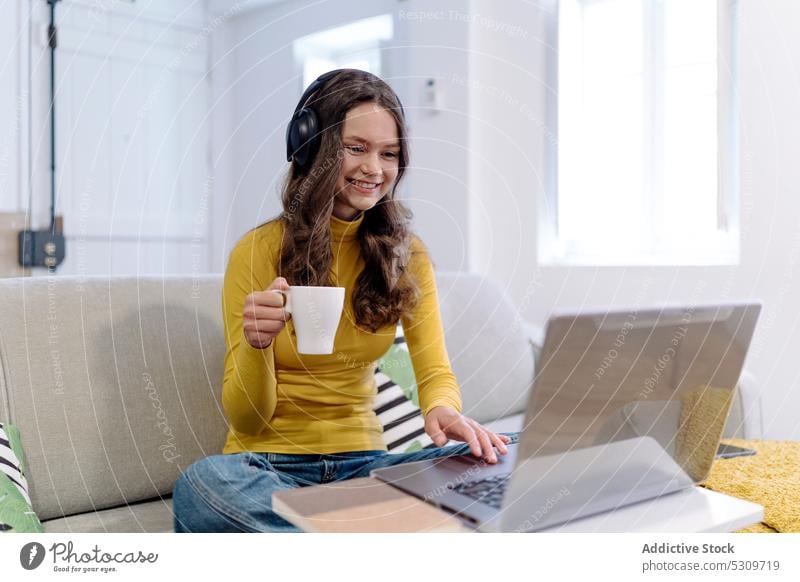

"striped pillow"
[0,422,43,533]
[374,325,457,453]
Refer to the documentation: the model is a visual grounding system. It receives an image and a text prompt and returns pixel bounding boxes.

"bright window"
[293,14,393,88]
[540,0,739,265]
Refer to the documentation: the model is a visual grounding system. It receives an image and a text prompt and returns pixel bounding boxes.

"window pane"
[660,0,718,249]
[558,0,646,255]
[661,64,718,241]
[550,0,730,264]
[664,0,717,67]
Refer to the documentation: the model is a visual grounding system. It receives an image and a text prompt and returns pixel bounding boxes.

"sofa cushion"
[42,498,173,533]
[0,422,43,532]
[0,422,32,506]
[373,367,430,452]
[374,325,457,452]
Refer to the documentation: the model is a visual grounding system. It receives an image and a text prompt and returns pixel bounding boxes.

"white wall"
[0,0,27,215]
[1,0,213,277]
[469,0,800,440]
[397,0,471,273]
[210,0,471,272]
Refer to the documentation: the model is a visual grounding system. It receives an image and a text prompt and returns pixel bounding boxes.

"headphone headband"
[290,69,339,124]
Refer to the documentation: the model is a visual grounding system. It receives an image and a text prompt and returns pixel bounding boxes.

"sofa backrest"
[435,272,534,423]
[0,272,534,521]
[0,275,228,521]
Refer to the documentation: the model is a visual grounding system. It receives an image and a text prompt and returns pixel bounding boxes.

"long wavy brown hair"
[276,69,421,333]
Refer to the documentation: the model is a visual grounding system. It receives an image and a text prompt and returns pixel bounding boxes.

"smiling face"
[332,102,401,221]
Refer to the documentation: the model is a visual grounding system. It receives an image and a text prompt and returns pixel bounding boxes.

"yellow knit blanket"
[701,439,800,533]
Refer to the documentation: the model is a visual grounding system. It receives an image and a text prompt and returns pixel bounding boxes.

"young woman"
[172,69,517,533]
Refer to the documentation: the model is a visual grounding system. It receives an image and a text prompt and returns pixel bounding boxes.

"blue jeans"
[172,432,519,533]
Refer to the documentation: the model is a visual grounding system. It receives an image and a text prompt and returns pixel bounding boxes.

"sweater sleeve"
[401,238,463,417]
[221,234,279,435]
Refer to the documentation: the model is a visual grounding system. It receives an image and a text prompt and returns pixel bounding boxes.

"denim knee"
[171,455,259,533]
[172,454,301,533]
[172,462,229,533]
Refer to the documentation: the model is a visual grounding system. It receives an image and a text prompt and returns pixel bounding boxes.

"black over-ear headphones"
[285,69,405,172]
[285,69,339,171]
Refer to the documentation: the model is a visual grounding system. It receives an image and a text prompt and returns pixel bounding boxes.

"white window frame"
[539,0,740,266]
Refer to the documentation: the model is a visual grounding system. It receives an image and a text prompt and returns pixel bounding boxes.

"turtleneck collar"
[330,211,364,243]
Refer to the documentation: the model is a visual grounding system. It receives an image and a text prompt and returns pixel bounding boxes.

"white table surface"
[542,487,764,533]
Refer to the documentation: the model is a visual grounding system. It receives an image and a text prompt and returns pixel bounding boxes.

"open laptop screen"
[516,303,761,484]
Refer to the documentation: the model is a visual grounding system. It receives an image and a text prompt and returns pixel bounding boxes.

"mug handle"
[274,289,292,315]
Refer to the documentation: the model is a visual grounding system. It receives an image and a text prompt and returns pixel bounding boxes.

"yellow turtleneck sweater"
[221,212,462,454]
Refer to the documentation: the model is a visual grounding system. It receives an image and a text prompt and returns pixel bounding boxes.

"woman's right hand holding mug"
[242,277,291,349]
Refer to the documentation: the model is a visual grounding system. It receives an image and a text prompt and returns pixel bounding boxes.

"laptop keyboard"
[447,473,511,509]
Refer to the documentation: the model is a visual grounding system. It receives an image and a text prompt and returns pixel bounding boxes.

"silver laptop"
[371,302,761,532]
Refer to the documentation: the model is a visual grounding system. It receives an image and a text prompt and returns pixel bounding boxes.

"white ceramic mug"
[275,286,345,354]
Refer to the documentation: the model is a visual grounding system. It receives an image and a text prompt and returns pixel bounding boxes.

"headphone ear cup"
[287,107,320,170]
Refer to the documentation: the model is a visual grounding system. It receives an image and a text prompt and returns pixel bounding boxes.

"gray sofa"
[0,273,761,533]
